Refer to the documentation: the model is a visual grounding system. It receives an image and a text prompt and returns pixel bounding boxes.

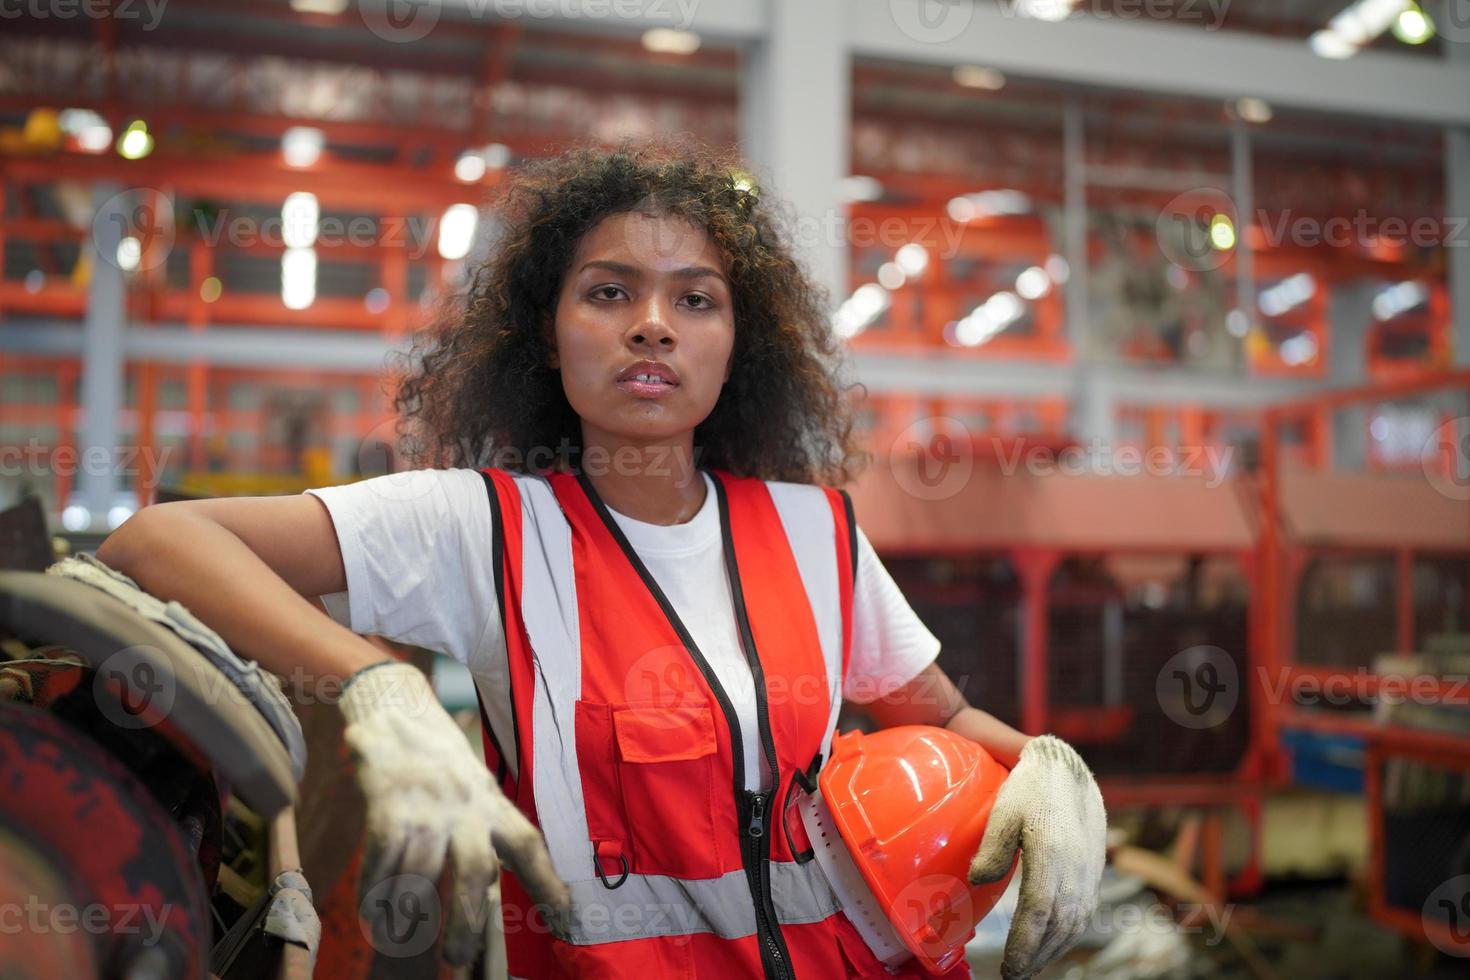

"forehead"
[571,210,725,274]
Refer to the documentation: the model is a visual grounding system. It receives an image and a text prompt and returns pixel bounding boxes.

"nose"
[626,293,677,351]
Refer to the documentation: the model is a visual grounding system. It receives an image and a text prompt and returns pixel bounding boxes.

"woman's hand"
[339,661,570,964]
[968,734,1106,980]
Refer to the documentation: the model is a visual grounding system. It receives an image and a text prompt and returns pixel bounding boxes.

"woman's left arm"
[863,662,1107,980]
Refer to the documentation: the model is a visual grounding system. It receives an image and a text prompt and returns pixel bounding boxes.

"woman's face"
[550,210,735,451]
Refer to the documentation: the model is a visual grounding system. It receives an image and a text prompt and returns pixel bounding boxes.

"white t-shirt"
[305,468,939,791]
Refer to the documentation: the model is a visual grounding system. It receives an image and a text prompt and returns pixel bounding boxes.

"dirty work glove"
[968,735,1106,980]
[339,660,570,964]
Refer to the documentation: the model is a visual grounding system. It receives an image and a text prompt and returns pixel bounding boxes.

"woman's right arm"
[95,494,393,688]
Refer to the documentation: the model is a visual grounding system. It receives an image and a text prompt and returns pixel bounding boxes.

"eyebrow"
[576,259,727,284]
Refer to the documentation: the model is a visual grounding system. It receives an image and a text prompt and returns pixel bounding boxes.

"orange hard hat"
[799,725,1016,975]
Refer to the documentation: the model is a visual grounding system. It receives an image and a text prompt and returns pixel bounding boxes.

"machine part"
[46,553,306,781]
[0,826,100,979]
[799,725,1015,976]
[0,701,210,980]
[0,570,299,816]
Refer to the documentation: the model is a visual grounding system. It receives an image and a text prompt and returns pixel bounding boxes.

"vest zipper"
[574,471,796,980]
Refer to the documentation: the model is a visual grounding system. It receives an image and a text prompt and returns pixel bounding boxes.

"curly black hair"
[391,137,866,486]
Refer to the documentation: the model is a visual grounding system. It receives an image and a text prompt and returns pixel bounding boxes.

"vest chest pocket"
[574,699,727,881]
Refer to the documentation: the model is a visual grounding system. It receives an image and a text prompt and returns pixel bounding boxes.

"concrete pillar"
[79,184,127,530]
[1449,126,1470,368]
[739,0,849,307]
[1328,282,1374,471]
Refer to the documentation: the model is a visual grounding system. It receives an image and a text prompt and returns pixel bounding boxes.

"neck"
[577,426,705,525]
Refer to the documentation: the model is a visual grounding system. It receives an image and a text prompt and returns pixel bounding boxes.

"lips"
[616,360,680,386]
[615,360,680,399]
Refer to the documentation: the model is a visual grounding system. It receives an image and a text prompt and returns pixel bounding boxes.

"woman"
[98,142,1104,979]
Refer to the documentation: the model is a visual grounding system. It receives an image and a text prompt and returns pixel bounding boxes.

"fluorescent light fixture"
[60,108,112,153]
[1279,331,1319,366]
[282,247,317,310]
[1309,0,1417,59]
[642,28,700,54]
[837,175,883,203]
[282,126,324,168]
[951,291,1025,348]
[455,151,487,183]
[117,120,152,160]
[1234,98,1273,124]
[1372,281,1428,321]
[1014,0,1080,22]
[877,262,906,290]
[282,192,319,249]
[953,65,1006,90]
[1015,265,1051,300]
[1258,273,1316,317]
[116,237,142,272]
[895,243,930,277]
[62,505,91,532]
[834,283,891,339]
[437,203,479,261]
[291,0,348,13]
[947,189,1033,222]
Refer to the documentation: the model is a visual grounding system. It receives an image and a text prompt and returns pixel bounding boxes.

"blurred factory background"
[2,1,1470,978]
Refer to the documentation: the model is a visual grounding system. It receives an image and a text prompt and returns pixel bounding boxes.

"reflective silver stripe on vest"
[505,473,850,941]
[766,481,846,763]
[560,860,841,945]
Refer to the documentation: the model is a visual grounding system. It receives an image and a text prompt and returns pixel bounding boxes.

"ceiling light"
[642,28,700,55]
[953,66,1006,90]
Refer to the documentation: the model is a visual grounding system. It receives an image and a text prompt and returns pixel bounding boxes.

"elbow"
[95,504,169,577]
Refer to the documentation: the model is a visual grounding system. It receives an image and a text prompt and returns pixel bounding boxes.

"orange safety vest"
[475,466,971,979]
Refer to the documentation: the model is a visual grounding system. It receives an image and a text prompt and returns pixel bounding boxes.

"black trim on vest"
[837,488,858,585]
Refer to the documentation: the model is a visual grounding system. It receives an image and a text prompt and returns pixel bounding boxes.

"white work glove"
[339,661,570,964]
[968,735,1106,980]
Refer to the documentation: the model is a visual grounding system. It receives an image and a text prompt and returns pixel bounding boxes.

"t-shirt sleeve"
[302,468,500,668]
[843,526,941,704]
